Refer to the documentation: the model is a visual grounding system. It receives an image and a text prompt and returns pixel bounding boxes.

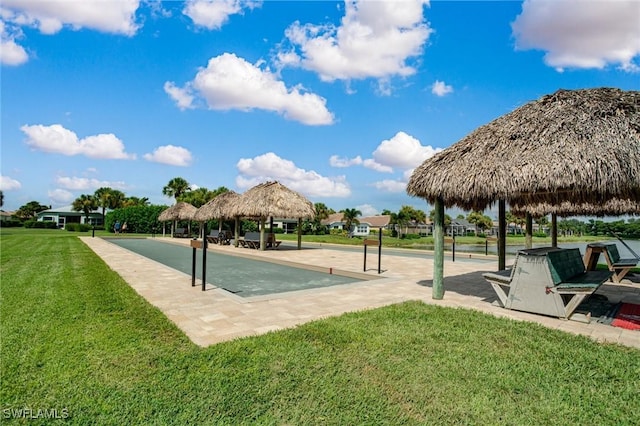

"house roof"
[38,205,104,216]
[320,213,391,227]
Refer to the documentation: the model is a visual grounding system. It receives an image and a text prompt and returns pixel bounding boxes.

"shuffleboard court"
[105,238,364,297]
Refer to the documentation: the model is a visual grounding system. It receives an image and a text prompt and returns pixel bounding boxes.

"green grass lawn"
[2,229,639,424]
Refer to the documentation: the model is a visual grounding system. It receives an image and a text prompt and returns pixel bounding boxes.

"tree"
[15,201,50,221]
[162,177,191,201]
[0,190,3,208]
[72,194,98,223]
[467,211,493,235]
[341,208,361,235]
[122,196,150,207]
[178,186,229,208]
[94,187,125,218]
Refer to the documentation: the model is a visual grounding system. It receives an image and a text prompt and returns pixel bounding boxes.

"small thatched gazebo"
[158,202,197,237]
[407,87,640,299]
[227,181,315,250]
[193,191,240,240]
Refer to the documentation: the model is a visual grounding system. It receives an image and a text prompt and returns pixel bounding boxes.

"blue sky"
[2,0,639,218]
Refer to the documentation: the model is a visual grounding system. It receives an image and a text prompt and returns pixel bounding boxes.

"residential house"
[321,213,391,237]
[37,205,105,228]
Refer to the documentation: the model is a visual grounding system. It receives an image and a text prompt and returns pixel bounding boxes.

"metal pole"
[485,239,488,256]
[433,198,445,299]
[202,226,208,291]
[498,200,506,270]
[377,227,382,274]
[551,213,558,247]
[363,244,367,272]
[191,244,196,287]
[452,235,455,262]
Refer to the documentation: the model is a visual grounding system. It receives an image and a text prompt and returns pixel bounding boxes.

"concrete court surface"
[80,236,640,349]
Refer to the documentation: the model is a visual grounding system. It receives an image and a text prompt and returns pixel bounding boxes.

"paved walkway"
[80,237,640,349]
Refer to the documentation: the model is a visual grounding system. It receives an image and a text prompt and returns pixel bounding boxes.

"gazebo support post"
[498,200,506,270]
[551,213,558,247]
[297,218,302,250]
[234,217,240,247]
[432,198,445,300]
[259,217,266,251]
[525,213,533,249]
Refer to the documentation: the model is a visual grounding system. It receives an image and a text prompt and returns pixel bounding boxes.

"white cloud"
[20,124,136,160]
[512,0,640,72]
[372,179,407,193]
[431,80,453,96]
[329,155,362,167]
[0,20,28,65]
[143,145,193,167]
[362,159,393,173]
[281,0,432,86]
[163,82,195,110]
[0,175,22,190]
[55,176,127,191]
[356,203,379,216]
[1,0,140,36]
[372,131,440,169]
[236,152,351,198]
[183,0,261,30]
[48,189,74,205]
[166,53,334,125]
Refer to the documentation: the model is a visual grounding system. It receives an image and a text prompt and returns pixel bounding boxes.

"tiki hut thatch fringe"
[227,181,315,250]
[407,88,640,300]
[158,202,197,237]
[193,191,240,241]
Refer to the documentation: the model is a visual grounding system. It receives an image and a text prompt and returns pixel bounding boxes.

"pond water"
[416,239,640,257]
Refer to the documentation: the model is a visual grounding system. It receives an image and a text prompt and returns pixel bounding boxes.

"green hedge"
[65,223,92,232]
[0,220,23,228]
[23,220,58,229]
[105,205,168,234]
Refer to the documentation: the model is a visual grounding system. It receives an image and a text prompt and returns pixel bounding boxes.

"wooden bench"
[173,227,189,238]
[241,232,261,249]
[603,244,638,283]
[205,230,219,244]
[483,247,612,320]
[266,233,281,249]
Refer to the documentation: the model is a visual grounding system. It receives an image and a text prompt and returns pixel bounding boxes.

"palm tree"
[94,187,125,218]
[122,196,150,207]
[72,194,98,224]
[162,177,191,202]
[341,208,361,235]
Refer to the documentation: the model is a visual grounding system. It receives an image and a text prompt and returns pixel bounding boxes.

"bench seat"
[483,247,612,321]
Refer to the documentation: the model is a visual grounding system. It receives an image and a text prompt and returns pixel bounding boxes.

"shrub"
[0,220,23,228]
[23,220,58,229]
[106,205,168,234]
[65,223,91,232]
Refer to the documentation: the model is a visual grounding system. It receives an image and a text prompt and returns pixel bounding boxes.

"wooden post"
[498,200,506,270]
[297,218,302,249]
[525,212,533,249]
[259,217,266,251]
[433,198,445,300]
[551,213,558,247]
[234,217,240,247]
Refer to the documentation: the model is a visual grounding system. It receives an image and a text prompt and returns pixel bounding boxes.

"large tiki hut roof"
[158,202,197,221]
[407,88,640,211]
[227,181,315,219]
[193,191,240,221]
[511,199,640,218]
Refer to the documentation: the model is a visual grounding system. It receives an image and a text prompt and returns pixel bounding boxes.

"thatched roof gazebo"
[407,87,640,299]
[158,202,197,237]
[227,181,315,250]
[193,190,240,240]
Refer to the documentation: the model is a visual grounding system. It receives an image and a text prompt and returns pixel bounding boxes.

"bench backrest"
[546,248,585,284]
[604,244,621,264]
[244,232,261,241]
[175,228,185,233]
